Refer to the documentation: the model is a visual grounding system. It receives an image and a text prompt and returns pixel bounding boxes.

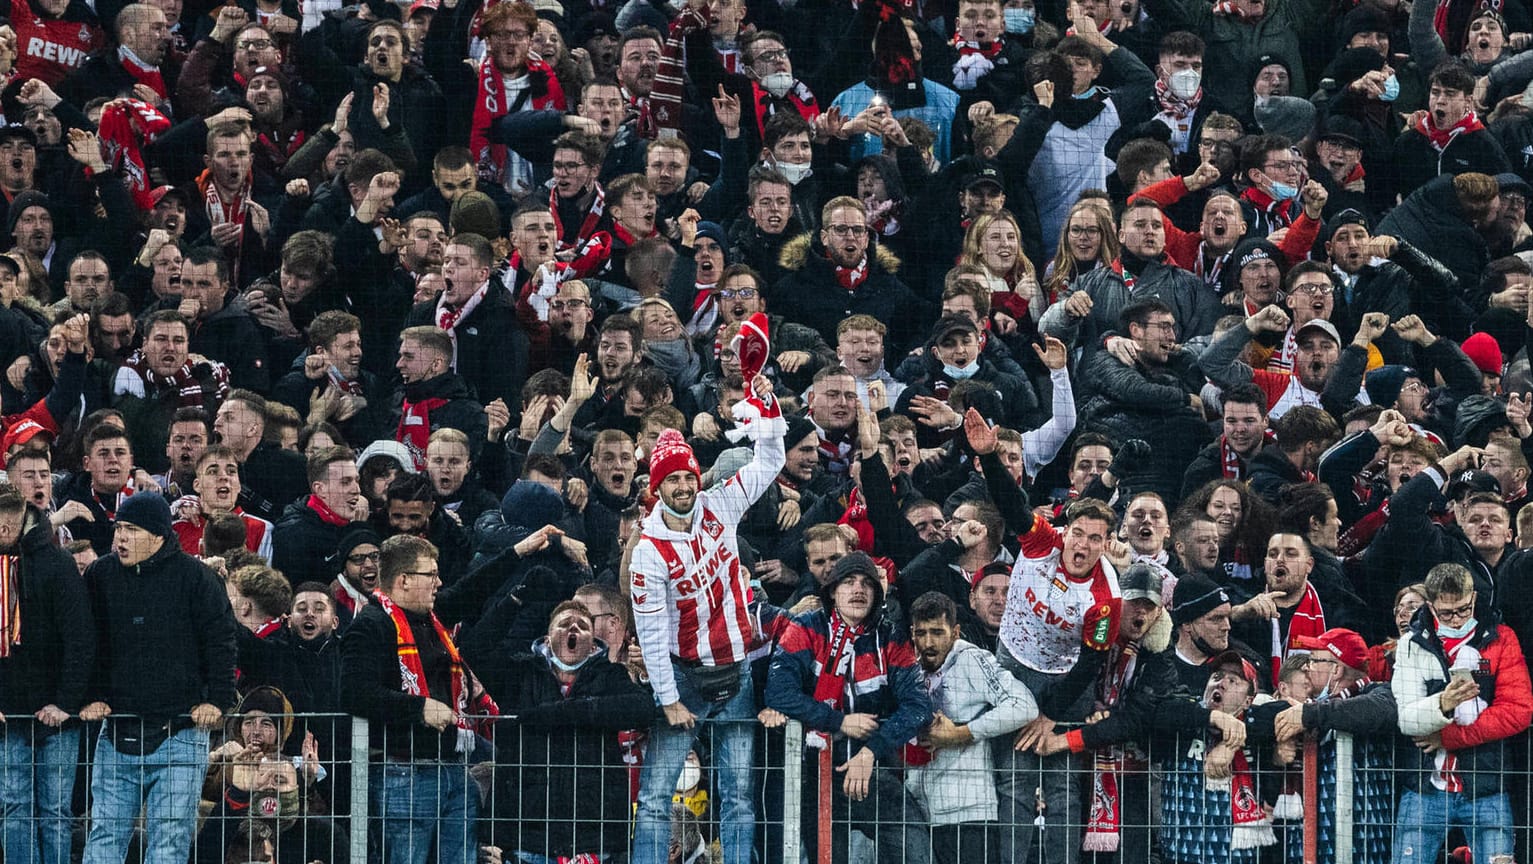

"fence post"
[1334,732,1354,864]
[783,720,803,864]
[1303,733,1320,864]
[350,715,369,864]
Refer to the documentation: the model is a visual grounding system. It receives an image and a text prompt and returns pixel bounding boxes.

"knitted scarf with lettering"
[470,57,564,192]
[1083,641,1143,851]
[1270,583,1325,686]
[122,349,230,407]
[97,99,170,211]
[0,556,18,658]
[651,5,708,138]
[806,610,866,748]
[551,185,612,278]
[396,394,448,471]
[435,280,490,370]
[197,167,252,283]
[372,589,473,750]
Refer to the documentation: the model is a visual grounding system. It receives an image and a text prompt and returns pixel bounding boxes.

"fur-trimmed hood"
[778,233,902,275]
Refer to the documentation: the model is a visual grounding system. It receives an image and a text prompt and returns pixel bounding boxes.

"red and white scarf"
[119,45,166,100]
[1110,258,1137,292]
[0,556,19,658]
[307,493,351,527]
[396,396,448,471]
[96,99,170,212]
[751,80,820,141]
[197,166,252,283]
[1414,109,1486,153]
[1226,746,1275,848]
[470,57,564,193]
[1268,326,1299,373]
[1220,431,1276,479]
[951,35,1002,90]
[807,610,866,749]
[1270,582,1325,686]
[1193,242,1228,291]
[372,589,474,750]
[435,280,490,370]
[122,349,231,406]
[551,185,612,278]
[1153,78,1201,122]
[1083,641,1143,851]
[835,257,869,291]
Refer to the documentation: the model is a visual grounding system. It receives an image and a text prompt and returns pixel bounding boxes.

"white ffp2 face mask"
[1168,67,1201,100]
[761,71,794,98]
[775,160,812,185]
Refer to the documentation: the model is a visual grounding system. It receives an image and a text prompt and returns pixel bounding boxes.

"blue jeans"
[82,725,208,864]
[372,759,478,864]
[0,724,80,864]
[1393,787,1514,864]
[631,660,755,864]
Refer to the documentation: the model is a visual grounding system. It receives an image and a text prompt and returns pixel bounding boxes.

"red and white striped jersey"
[172,506,274,562]
[629,434,784,705]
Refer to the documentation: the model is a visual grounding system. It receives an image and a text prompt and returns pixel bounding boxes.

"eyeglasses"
[1432,599,1475,622]
[1264,160,1305,173]
[402,569,440,580]
[1067,225,1101,237]
[1198,139,1235,152]
[237,39,274,50]
[1505,193,1528,209]
[346,551,381,565]
[826,224,867,237]
[552,161,588,174]
[716,287,758,299]
[1305,656,1337,667]
[1400,380,1427,394]
[1142,321,1177,332]
[1291,283,1333,296]
[753,48,789,64]
[550,298,588,311]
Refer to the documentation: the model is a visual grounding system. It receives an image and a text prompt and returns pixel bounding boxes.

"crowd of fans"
[5,0,1533,859]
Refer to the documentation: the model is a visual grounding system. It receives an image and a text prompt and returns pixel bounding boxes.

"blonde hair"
[960,210,1036,286]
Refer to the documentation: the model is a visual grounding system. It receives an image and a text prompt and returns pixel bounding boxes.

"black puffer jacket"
[0,507,94,722]
[272,503,366,588]
[404,285,530,409]
[388,372,489,462]
[459,599,654,859]
[1076,346,1213,507]
[1392,125,1511,201]
[1376,174,1492,303]
[771,235,928,358]
[85,531,238,718]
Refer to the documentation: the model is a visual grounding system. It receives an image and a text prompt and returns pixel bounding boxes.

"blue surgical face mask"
[1380,73,1400,102]
[1438,617,1477,640]
[943,360,980,379]
[1004,7,1035,33]
[1268,180,1299,201]
[1073,85,1099,100]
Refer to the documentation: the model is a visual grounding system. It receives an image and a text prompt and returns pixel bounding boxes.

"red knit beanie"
[1462,332,1504,376]
[649,429,701,495]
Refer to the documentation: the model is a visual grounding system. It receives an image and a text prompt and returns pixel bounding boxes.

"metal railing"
[4,712,1533,864]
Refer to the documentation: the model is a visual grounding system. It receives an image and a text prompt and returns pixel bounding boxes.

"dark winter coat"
[0,507,94,720]
[404,285,529,409]
[388,372,489,462]
[1376,174,1492,302]
[771,235,928,359]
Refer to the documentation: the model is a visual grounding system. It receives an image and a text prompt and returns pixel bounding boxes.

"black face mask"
[1193,633,1223,658]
